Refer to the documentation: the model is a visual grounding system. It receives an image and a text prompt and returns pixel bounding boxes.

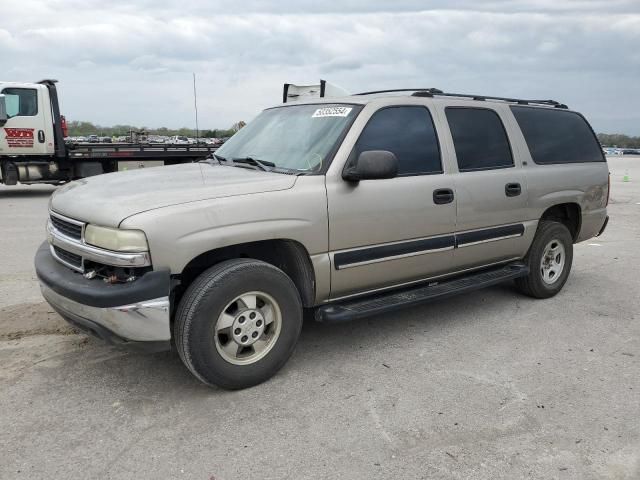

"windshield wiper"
[199,153,225,165]
[230,156,275,172]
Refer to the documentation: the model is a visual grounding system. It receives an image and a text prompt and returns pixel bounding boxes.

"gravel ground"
[0,156,639,480]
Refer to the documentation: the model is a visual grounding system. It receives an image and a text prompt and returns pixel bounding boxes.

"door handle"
[505,183,521,197]
[433,188,454,205]
[38,130,45,143]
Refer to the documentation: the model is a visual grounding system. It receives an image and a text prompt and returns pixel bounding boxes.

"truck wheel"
[174,259,303,389]
[515,221,573,299]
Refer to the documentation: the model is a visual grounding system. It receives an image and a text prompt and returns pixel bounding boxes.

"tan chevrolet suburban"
[36,87,609,389]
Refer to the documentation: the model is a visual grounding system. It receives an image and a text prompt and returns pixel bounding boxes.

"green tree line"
[66,120,239,139]
[597,133,640,149]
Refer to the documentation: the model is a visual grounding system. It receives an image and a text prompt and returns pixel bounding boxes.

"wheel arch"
[539,202,582,242]
[176,239,316,308]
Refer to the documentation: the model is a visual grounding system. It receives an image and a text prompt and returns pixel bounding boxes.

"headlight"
[84,225,148,252]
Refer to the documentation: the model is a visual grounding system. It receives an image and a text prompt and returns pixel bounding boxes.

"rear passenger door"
[439,105,532,270]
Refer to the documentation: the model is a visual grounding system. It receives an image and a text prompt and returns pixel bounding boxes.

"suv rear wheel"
[515,220,573,298]
[174,259,303,389]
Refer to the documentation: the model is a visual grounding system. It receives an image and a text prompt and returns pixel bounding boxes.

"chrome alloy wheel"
[214,291,282,365]
[540,239,566,285]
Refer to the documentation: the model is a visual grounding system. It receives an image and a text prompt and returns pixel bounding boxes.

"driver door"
[326,104,457,299]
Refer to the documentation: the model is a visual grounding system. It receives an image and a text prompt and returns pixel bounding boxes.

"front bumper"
[35,242,171,350]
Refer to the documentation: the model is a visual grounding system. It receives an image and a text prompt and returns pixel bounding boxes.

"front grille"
[53,246,82,269]
[50,214,82,240]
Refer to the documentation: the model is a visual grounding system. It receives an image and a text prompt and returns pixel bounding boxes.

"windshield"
[215,103,361,173]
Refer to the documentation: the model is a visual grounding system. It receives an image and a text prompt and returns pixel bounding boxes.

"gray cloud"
[2,0,639,133]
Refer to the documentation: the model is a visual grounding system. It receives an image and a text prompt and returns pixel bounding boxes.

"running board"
[316,262,529,323]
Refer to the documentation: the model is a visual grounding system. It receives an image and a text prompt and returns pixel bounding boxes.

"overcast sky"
[2,0,639,134]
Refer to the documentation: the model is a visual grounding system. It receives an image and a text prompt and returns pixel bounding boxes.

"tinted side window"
[353,106,442,175]
[446,108,513,172]
[1,88,38,117]
[510,106,605,164]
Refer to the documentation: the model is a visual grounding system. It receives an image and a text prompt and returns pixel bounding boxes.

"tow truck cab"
[0,80,67,185]
[0,81,59,156]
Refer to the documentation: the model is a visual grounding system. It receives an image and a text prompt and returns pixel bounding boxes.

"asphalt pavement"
[1,157,639,479]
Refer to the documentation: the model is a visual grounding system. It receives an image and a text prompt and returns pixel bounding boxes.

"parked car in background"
[169,135,190,145]
[603,147,625,155]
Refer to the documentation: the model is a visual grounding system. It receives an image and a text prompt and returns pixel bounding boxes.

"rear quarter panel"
[524,162,609,241]
[503,108,609,242]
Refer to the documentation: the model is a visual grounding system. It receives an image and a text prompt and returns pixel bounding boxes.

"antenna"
[193,73,200,143]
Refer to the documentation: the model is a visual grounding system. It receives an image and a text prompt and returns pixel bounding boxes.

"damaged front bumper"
[35,242,171,352]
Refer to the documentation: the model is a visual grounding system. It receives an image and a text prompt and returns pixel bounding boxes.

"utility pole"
[193,73,200,143]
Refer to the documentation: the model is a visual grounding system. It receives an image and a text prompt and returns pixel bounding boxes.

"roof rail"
[354,88,442,97]
[353,88,568,109]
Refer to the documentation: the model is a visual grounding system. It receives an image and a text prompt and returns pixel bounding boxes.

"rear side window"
[353,106,442,175]
[1,88,38,117]
[445,108,513,172]
[511,106,605,164]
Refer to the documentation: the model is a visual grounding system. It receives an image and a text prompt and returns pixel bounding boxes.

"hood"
[50,163,297,227]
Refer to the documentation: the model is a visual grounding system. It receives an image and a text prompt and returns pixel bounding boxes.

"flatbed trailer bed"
[66,143,218,159]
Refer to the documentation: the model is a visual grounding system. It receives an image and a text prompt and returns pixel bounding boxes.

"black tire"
[174,259,303,389]
[515,220,573,299]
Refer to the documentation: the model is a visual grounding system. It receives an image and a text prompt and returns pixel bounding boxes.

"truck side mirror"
[0,95,7,127]
[343,150,399,182]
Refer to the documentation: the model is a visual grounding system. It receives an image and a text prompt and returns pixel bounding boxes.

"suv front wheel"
[515,220,574,299]
[174,259,303,389]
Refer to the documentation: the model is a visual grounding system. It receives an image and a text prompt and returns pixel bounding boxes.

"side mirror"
[343,150,399,182]
[0,95,7,127]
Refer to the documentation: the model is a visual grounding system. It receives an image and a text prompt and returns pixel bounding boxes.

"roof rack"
[353,88,568,109]
[354,88,437,96]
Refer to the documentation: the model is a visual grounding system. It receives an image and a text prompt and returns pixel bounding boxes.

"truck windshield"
[215,103,361,173]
